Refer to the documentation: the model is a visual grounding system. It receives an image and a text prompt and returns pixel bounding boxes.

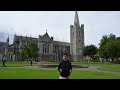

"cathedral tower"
[70,11,85,61]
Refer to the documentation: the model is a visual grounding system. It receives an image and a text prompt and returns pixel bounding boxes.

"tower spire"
[7,35,9,43]
[74,11,80,26]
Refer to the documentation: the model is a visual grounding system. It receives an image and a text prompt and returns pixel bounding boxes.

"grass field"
[0,61,39,67]
[1,61,120,72]
[1,61,120,79]
[0,68,120,79]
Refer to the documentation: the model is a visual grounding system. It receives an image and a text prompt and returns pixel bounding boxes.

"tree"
[82,44,98,62]
[99,34,116,61]
[30,43,39,60]
[22,43,39,66]
[99,35,109,59]
[99,34,120,63]
[105,39,120,62]
[22,44,30,61]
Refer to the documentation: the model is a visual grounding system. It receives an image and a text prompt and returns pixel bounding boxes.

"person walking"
[2,55,6,67]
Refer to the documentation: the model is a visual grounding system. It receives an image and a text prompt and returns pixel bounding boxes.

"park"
[0,11,120,79]
[1,61,120,79]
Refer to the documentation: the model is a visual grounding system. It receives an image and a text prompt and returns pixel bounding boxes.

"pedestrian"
[2,55,6,67]
[58,53,72,79]
[30,58,32,66]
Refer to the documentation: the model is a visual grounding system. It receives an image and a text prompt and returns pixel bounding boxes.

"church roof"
[0,42,7,46]
[0,42,7,53]
[39,31,53,42]
[15,35,38,40]
[14,35,38,44]
[53,41,70,46]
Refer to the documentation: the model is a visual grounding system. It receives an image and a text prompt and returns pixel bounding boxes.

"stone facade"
[0,11,85,62]
[70,11,85,61]
[12,32,70,62]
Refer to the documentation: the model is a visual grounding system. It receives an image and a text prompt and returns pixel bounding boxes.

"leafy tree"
[99,33,120,63]
[99,35,109,59]
[82,44,98,60]
[22,43,39,66]
[105,39,120,62]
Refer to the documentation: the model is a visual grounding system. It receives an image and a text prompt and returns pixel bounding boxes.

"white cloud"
[0,11,120,47]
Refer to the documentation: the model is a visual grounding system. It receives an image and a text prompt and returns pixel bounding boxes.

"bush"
[110,59,120,64]
[92,59,99,62]
[91,56,99,62]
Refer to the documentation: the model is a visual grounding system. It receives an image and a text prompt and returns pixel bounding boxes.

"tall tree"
[99,33,116,60]
[22,43,39,66]
[99,33,120,63]
[99,35,109,59]
[82,44,98,60]
[105,39,120,62]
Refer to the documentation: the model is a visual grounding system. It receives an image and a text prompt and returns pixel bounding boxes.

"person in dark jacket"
[2,55,6,67]
[58,53,72,79]
[30,58,33,66]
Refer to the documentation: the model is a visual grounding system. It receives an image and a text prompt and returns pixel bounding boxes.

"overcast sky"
[0,11,120,47]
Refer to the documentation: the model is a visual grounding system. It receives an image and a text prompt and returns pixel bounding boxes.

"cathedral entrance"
[40,54,51,62]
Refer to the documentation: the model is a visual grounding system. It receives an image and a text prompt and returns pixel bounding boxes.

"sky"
[0,11,120,47]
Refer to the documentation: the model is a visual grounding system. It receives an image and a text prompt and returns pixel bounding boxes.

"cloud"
[79,11,120,47]
[0,31,13,44]
[0,11,120,47]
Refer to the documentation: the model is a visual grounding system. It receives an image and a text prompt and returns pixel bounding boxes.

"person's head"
[62,53,68,61]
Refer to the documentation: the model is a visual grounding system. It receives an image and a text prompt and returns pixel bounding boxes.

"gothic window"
[75,23,77,26]
[9,54,10,58]
[11,55,12,59]
[55,46,56,52]
[45,43,48,54]
[73,31,74,37]
[79,31,80,36]
[43,44,45,54]
[48,44,49,54]
[45,46,46,54]
[43,43,50,54]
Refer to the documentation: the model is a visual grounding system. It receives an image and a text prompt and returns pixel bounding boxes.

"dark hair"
[63,52,68,56]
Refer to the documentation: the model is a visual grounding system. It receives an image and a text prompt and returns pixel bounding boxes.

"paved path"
[73,66,120,74]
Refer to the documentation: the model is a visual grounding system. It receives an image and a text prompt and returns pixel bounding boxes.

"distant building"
[0,11,85,62]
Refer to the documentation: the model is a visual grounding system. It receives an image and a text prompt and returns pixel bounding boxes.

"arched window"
[11,55,12,59]
[9,54,10,59]
[43,44,45,54]
[79,31,80,36]
[43,43,50,54]
[45,46,46,54]
[48,44,49,54]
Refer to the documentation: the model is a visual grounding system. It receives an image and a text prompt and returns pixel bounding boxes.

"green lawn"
[71,62,120,72]
[1,61,120,73]
[0,61,39,67]
[0,68,120,79]
[98,65,120,72]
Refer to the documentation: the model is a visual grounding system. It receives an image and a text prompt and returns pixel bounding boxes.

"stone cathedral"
[70,11,85,61]
[0,11,84,62]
